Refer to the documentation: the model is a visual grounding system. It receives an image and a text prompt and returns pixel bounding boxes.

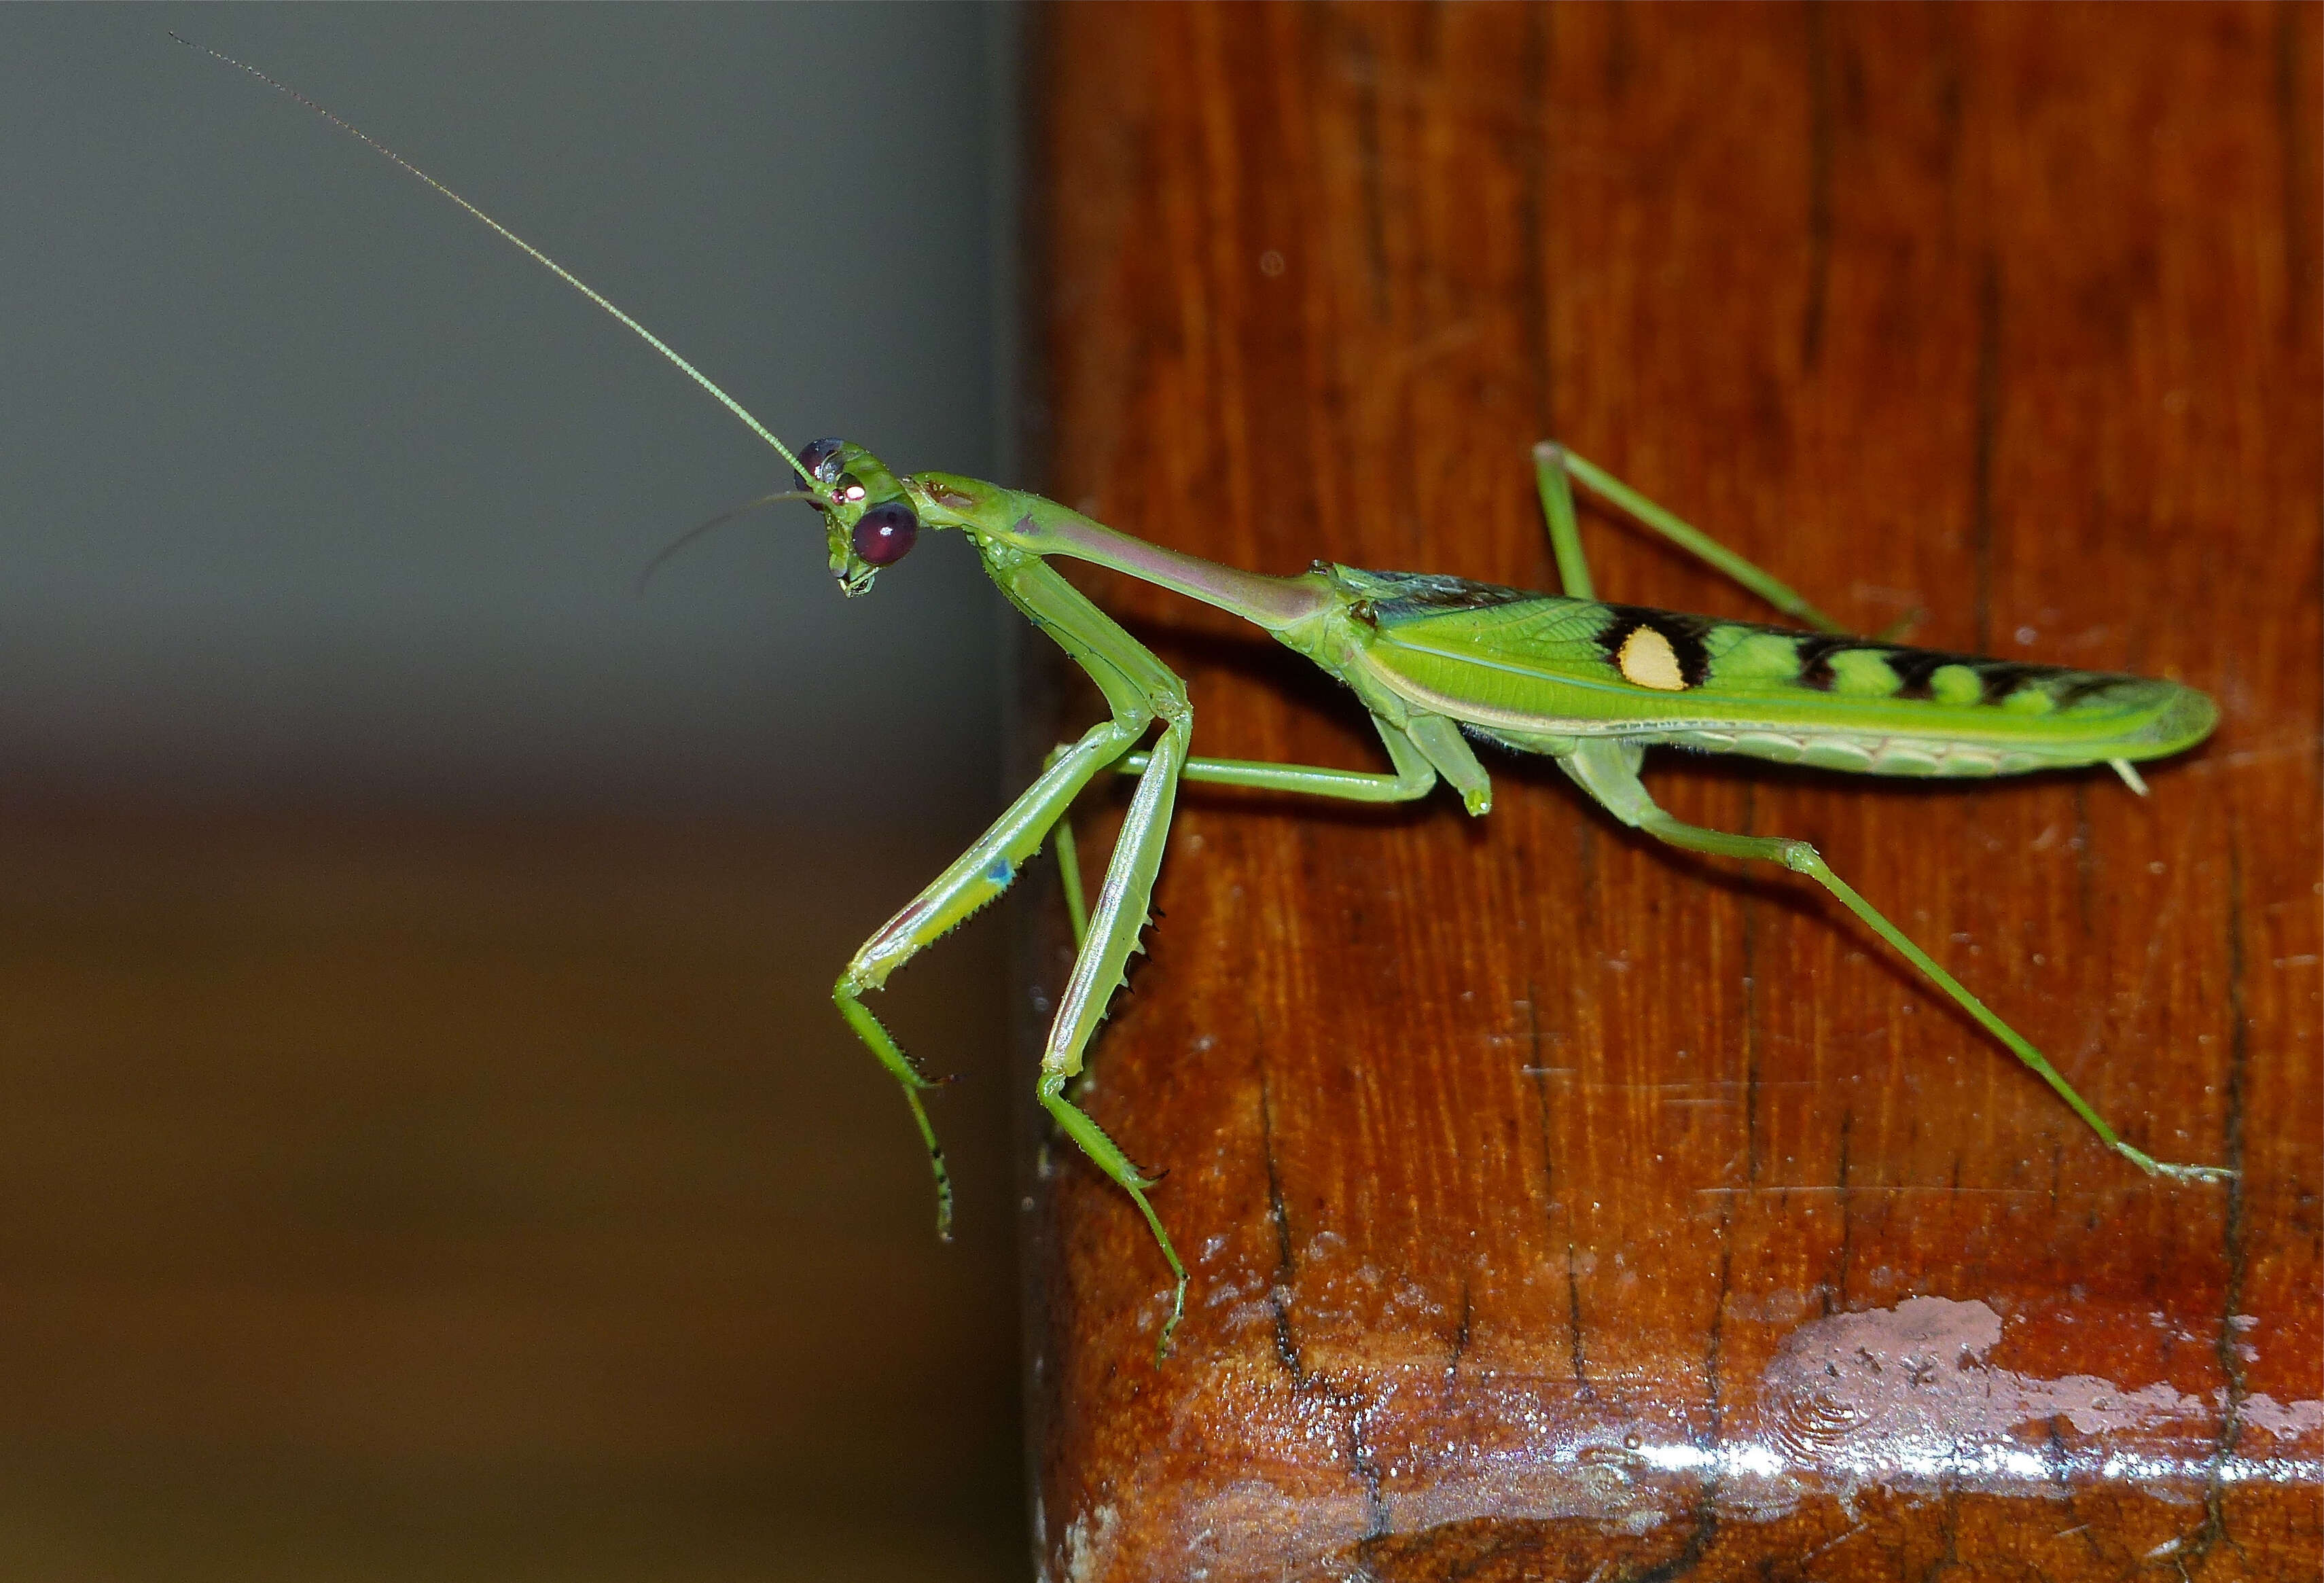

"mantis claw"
[1154,1277,1186,1362]
[2115,1141,2234,1184]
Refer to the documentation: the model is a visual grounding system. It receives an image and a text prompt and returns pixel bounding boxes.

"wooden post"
[1017,5,2319,1577]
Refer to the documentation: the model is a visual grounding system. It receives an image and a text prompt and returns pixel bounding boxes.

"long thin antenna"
[636,490,818,595]
[172,33,810,482]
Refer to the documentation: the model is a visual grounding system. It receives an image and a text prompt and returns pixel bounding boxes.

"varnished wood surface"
[0,801,1022,1580]
[1020,5,2320,1579]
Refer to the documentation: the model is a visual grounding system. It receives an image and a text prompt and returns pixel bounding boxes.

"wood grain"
[1018,5,2321,1578]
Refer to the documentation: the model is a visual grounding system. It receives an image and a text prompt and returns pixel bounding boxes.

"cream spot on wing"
[1617,626,1687,690]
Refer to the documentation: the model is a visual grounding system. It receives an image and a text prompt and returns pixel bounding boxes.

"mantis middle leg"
[1054,717,1443,944]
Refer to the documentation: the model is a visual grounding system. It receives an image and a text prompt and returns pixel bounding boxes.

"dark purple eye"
[851,501,918,566]
[795,437,846,490]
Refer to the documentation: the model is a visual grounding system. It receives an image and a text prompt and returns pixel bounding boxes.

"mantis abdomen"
[1329,565,2214,776]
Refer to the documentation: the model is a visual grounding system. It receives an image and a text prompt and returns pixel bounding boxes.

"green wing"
[1329,567,2215,776]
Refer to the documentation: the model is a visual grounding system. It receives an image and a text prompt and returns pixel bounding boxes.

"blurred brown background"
[3,7,1025,1579]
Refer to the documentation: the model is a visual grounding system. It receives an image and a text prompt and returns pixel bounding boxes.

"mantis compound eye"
[851,501,919,565]
[795,437,846,492]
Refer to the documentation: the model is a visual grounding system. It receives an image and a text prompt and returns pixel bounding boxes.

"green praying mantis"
[185,37,2228,1359]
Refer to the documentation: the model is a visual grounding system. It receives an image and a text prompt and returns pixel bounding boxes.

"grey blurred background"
[0,6,1022,1579]
[7,5,1005,816]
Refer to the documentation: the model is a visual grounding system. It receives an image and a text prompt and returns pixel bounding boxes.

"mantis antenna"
[168,32,811,485]
[635,491,822,595]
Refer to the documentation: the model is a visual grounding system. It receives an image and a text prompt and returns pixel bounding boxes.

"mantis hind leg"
[1556,739,2230,1184]
[1533,441,1849,634]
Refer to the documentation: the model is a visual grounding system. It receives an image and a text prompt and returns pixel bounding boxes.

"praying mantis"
[183,37,2228,1360]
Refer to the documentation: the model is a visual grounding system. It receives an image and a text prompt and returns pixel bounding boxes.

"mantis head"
[794,438,924,597]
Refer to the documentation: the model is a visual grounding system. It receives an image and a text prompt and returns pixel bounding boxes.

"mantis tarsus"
[188,37,2230,1361]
